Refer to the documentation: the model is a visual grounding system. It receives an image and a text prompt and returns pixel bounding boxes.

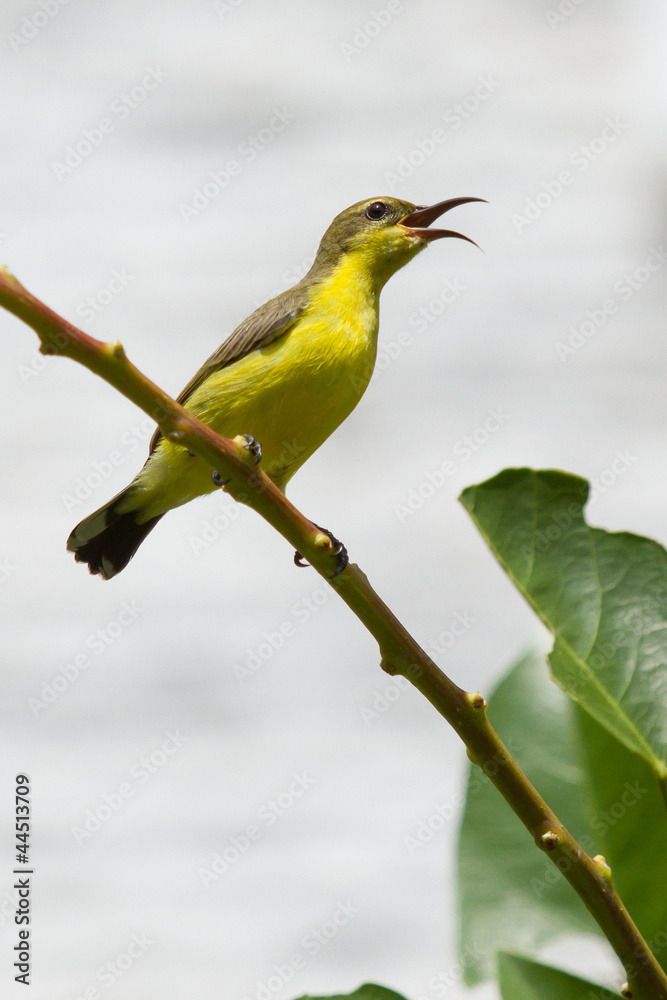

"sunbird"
[68,195,483,579]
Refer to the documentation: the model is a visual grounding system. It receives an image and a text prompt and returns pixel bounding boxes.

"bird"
[68,194,483,579]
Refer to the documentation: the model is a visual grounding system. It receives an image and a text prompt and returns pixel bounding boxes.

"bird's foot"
[294,523,348,578]
[235,433,262,464]
[211,470,229,487]
[212,434,262,487]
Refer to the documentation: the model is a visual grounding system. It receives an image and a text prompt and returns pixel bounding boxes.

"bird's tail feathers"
[67,489,162,580]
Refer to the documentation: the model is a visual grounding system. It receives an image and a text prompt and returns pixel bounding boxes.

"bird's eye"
[365,201,388,221]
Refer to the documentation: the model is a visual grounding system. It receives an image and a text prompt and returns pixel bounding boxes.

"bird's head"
[312,195,485,291]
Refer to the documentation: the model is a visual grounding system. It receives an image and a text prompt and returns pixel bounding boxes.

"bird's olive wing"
[149,290,306,453]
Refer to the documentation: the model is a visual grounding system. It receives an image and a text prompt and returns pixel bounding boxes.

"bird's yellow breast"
[126,253,382,518]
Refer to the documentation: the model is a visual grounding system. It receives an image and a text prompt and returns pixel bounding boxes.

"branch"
[2,265,665,1000]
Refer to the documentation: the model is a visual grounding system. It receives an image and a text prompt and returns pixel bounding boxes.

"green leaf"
[460,468,667,779]
[293,987,408,1000]
[457,651,601,984]
[574,705,667,965]
[497,952,623,999]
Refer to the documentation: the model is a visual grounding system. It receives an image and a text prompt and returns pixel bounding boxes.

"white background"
[1,1,666,998]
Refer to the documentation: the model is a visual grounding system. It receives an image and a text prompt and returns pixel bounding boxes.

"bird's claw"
[239,434,262,464]
[212,434,261,486]
[294,524,348,578]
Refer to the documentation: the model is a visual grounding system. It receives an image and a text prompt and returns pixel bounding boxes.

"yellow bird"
[68,195,483,578]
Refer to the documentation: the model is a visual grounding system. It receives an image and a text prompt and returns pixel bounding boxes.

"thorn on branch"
[380,657,400,675]
[593,854,614,881]
[39,330,70,355]
[467,691,487,710]
[167,424,189,444]
[104,340,126,360]
[540,829,560,851]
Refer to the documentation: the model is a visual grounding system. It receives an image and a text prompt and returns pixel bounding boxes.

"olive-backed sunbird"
[68,195,483,579]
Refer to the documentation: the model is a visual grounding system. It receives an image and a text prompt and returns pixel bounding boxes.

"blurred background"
[1,2,666,998]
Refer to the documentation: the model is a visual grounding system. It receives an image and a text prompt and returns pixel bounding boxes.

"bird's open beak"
[398,196,486,246]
